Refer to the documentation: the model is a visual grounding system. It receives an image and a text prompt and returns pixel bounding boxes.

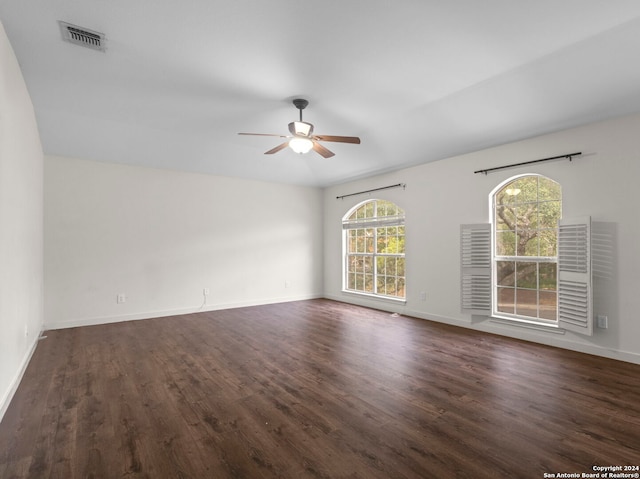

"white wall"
[44,156,324,329]
[0,22,44,421]
[325,113,640,364]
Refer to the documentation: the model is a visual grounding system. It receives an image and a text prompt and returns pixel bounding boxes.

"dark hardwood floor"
[1,299,639,478]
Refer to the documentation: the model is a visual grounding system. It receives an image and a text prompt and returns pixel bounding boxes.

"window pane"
[515,262,537,289]
[539,263,557,291]
[376,228,386,249]
[386,276,398,296]
[379,232,400,254]
[512,177,538,203]
[516,205,538,230]
[352,257,362,273]
[390,237,400,254]
[355,273,364,290]
[348,255,357,274]
[364,273,374,293]
[348,272,356,290]
[397,230,405,254]
[356,232,365,253]
[365,201,375,218]
[496,181,518,205]
[397,258,405,277]
[539,291,557,320]
[358,257,367,273]
[365,233,374,253]
[497,287,514,314]
[517,234,539,256]
[377,276,386,295]
[539,229,557,256]
[495,205,516,230]
[397,278,406,298]
[348,231,357,253]
[364,256,373,274]
[376,256,386,274]
[377,200,399,217]
[497,261,515,286]
[515,288,537,318]
[539,178,561,201]
[496,231,516,256]
[385,257,397,276]
[538,201,561,228]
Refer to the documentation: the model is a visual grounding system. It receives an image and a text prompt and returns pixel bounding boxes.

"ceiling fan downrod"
[292,98,308,122]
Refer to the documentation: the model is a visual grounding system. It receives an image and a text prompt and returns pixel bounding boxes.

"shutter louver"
[460,224,491,315]
[558,217,592,335]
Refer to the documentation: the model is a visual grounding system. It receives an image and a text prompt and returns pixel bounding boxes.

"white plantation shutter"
[460,224,491,315]
[558,217,592,336]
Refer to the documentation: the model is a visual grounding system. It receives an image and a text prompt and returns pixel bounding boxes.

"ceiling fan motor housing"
[289,121,314,137]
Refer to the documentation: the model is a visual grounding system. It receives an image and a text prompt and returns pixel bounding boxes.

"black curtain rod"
[336,183,406,200]
[474,152,582,175]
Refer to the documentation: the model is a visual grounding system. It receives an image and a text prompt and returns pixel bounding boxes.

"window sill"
[489,316,566,335]
[341,290,407,306]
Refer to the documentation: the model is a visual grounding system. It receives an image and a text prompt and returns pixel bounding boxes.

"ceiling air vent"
[59,21,105,51]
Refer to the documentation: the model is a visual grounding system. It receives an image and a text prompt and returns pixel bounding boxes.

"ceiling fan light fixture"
[238,98,359,158]
[289,137,314,154]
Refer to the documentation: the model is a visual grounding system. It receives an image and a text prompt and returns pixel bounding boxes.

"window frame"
[490,174,561,326]
[342,199,406,302]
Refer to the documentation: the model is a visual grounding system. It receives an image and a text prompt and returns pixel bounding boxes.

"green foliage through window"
[493,175,560,322]
[344,200,405,299]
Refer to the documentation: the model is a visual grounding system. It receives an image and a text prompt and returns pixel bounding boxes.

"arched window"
[462,174,592,334]
[492,174,561,323]
[342,199,405,299]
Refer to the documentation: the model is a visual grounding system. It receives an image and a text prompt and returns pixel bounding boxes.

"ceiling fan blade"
[265,142,290,155]
[238,132,289,138]
[313,135,361,144]
[312,141,335,158]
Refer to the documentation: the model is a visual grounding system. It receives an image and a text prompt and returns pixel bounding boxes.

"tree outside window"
[343,200,405,299]
[493,175,561,322]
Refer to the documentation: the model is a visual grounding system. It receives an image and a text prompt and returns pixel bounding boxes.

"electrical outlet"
[285,280,290,288]
[117,293,126,304]
[203,288,210,296]
[596,315,608,329]
[420,291,427,301]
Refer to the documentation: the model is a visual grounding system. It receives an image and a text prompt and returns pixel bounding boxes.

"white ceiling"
[3,1,640,187]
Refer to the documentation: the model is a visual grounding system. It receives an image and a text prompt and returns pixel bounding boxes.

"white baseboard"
[44,293,324,330]
[411,308,640,365]
[0,333,40,424]
[326,294,640,366]
[323,292,409,315]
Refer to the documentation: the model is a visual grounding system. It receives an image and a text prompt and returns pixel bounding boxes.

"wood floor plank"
[1,299,640,478]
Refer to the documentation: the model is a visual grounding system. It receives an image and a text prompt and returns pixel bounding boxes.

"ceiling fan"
[238,99,360,158]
